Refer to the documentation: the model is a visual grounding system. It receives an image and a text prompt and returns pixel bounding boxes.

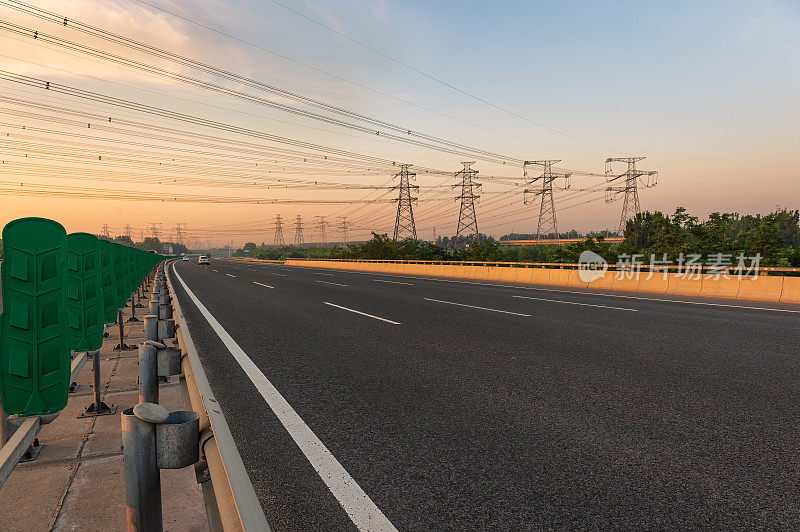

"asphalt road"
[170,259,800,531]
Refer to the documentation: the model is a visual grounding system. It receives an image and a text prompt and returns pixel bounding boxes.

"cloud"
[0,0,252,84]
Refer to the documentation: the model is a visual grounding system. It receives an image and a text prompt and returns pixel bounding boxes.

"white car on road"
[198,256,210,265]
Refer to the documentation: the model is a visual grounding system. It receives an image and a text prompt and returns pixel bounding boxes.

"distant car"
[182,255,190,261]
[198,256,210,265]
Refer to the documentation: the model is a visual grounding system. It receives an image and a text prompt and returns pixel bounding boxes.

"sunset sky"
[0,0,797,246]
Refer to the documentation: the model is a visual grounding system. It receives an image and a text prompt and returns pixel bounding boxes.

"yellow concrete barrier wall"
[698,275,740,299]
[566,270,589,288]
[497,267,519,283]
[610,274,640,292]
[528,269,551,285]
[283,260,799,304]
[635,273,670,294]
[737,276,784,301]
[586,271,614,290]
[780,277,800,303]
[665,273,703,296]
[548,269,570,286]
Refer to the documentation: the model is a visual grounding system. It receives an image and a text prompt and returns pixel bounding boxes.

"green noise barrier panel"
[112,243,126,310]
[99,240,118,324]
[0,216,170,415]
[66,233,103,352]
[0,218,70,416]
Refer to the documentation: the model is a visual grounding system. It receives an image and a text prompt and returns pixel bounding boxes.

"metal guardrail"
[0,417,39,487]
[166,261,270,532]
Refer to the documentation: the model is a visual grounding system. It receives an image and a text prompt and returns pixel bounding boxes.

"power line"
[264,0,625,154]
[121,0,597,156]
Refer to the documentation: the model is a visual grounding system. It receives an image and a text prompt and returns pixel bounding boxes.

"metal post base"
[127,316,141,322]
[18,439,42,462]
[114,343,135,351]
[80,401,118,418]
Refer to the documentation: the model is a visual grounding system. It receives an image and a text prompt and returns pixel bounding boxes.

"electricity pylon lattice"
[274,214,285,245]
[315,216,328,246]
[605,157,658,235]
[175,223,186,245]
[337,216,351,245]
[454,162,481,240]
[150,223,162,239]
[293,215,304,245]
[523,160,571,243]
[393,164,418,240]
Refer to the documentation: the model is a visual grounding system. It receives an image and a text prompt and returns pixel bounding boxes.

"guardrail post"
[127,293,140,322]
[122,403,165,532]
[138,342,160,405]
[135,286,145,308]
[80,350,117,417]
[122,402,200,532]
[144,315,158,343]
[115,309,133,351]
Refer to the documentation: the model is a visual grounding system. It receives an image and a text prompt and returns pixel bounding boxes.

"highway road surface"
[170,259,800,530]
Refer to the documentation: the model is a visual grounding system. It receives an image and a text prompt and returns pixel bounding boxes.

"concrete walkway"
[0,304,208,531]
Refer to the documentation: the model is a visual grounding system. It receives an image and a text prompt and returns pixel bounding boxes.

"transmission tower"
[523,160,571,243]
[392,164,418,240]
[124,224,132,239]
[454,162,481,241]
[293,215,304,245]
[337,216,351,245]
[150,223,162,239]
[315,216,329,246]
[273,214,285,245]
[101,224,110,239]
[175,223,186,244]
[605,157,658,235]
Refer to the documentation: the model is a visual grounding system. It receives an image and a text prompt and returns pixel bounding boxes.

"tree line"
[237,208,800,267]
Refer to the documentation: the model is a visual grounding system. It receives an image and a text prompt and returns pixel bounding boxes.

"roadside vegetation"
[237,208,800,267]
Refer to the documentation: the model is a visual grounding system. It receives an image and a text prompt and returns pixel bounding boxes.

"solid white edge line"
[253,282,274,289]
[323,302,401,324]
[373,279,414,286]
[424,297,531,317]
[172,265,397,531]
[512,295,637,312]
[316,280,348,287]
